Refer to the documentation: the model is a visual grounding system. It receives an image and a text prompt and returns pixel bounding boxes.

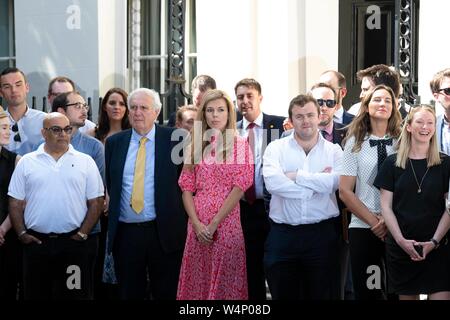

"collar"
[6,105,31,123]
[131,125,156,143]
[35,143,76,157]
[288,129,324,147]
[320,121,334,136]
[243,112,263,130]
[333,107,344,121]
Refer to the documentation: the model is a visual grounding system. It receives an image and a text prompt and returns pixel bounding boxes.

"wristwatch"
[430,238,439,249]
[77,231,88,241]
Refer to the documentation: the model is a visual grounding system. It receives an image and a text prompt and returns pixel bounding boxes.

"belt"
[119,220,156,227]
[28,229,78,239]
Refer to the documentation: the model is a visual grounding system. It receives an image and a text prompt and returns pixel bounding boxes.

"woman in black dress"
[0,106,21,299]
[375,105,450,300]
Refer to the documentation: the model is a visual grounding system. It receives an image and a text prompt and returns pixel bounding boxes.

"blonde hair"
[0,106,7,119]
[395,105,441,168]
[343,84,402,152]
[186,89,237,168]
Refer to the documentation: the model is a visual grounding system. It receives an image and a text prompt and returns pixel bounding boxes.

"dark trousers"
[23,230,96,300]
[240,199,270,300]
[265,218,338,300]
[348,228,387,300]
[113,221,182,300]
[0,230,22,300]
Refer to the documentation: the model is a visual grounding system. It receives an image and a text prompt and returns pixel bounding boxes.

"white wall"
[304,0,339,90]
[14,0,127,120]
[418,0,450,105]
[15,0,100,114]
[196,0,339,116]
[98,0,128,96]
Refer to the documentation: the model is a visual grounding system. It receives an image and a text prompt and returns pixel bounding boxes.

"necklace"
[409,159,430,194]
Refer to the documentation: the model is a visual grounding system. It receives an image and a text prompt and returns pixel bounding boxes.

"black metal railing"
[0,96,96,122]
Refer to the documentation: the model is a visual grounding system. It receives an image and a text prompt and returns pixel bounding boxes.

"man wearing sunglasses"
[430,68,450,155]
[8,113,104,299]
[318,70,354,125]
[0,67,46,155]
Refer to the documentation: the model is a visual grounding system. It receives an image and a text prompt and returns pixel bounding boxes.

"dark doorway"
[339,0,396,106]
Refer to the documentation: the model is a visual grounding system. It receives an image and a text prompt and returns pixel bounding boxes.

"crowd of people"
[0,64,450,300]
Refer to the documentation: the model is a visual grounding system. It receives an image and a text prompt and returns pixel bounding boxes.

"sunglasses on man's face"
[317,99,337,108]
[438,88,450,96]
[11,123,21,142]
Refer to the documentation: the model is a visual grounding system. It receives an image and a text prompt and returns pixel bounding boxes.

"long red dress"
[177,135,253,300]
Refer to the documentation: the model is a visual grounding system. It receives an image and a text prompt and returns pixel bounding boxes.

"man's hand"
[19,233,42,245]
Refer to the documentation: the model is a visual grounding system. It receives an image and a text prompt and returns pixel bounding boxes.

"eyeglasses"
[11,123,21,142]
[317,99,337,108]
[44,126,73,135]
[65,102,89,111]
[438,88,450,96]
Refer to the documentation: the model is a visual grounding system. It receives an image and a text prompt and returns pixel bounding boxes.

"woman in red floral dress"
[177,89,253,300]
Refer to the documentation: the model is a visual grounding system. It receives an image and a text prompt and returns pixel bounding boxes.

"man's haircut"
[234,78,262,95]
[356,64,401,97]
[48,76,76,96]
[310,82,337,99]
[191,75,216,92]
[176,104,197,124]
[430,68,450,94]
[321,70,347,88]
[288,94,320,119]
[0,67,27,83]
[51,91,79,112]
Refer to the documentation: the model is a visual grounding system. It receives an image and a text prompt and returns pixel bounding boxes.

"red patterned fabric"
[177,135,253,300]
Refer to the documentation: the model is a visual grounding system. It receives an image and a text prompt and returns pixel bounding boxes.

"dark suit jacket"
[342,110,354,125]
[237,113,285,213]
[105,125,187,254]
[332,122,347,147]
[237,113,285,155]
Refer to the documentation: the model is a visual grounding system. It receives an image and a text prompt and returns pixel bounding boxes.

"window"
[0,0,15,71]
[128,0,197,121]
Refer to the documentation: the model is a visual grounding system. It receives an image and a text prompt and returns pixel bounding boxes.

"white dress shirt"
[8,144,104,233]
[263,132,343,225]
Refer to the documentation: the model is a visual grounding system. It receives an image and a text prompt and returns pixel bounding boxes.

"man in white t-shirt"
[8,113,104,300]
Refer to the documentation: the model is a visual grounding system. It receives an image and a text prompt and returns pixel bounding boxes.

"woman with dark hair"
[87,88,130,300]
[375,105,450,300]
[87,88,130,142]
[0,106,21,299]
[177,89,253,300]
[339,84,402,300]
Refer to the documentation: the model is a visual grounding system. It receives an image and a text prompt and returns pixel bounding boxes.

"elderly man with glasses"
[0,67,46,155]
[8,112,104,300]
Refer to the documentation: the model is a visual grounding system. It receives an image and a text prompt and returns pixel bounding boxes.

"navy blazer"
[342,110,354,125]
[105,125,187,254]
[237,113,285,213]
[332,122,347,148]
[237,113,285,154]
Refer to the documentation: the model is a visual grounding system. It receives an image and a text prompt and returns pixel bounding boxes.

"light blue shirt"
[6,106,46,155]
[71,130,105,184]
[119,127,156,222]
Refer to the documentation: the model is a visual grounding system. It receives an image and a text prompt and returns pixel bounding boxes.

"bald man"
[8,113,104,300]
